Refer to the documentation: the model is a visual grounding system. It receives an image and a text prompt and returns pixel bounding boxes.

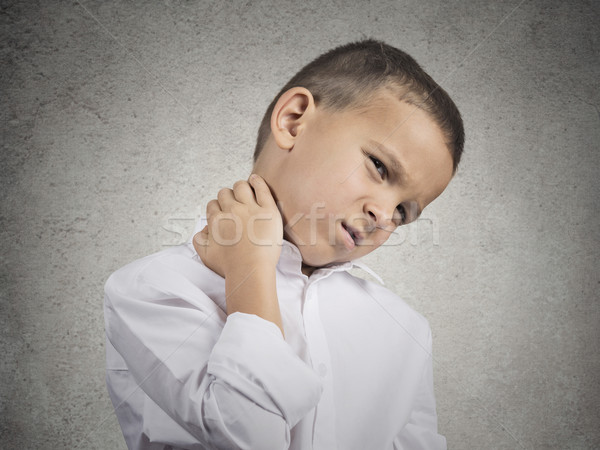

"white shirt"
[104,225,446,450]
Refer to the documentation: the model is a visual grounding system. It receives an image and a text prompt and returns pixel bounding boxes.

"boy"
[104,40,463,449]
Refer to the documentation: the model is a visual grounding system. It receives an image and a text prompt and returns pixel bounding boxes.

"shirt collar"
[279,239,384,284]
[189,219,383,284]
[351,259,385,284]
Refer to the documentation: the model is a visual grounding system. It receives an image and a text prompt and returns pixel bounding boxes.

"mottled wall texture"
[1,1,598,448]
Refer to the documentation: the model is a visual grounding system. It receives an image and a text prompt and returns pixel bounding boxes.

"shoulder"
[104,242,224,307]
[105,244,187,292]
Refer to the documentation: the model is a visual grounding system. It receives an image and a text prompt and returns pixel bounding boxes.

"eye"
[394,204,407,225]
[369,155,387,179]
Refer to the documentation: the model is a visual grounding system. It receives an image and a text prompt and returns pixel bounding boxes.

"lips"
[341,222,360,250]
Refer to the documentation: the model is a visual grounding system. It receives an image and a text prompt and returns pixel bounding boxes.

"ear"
[270,87,315,150]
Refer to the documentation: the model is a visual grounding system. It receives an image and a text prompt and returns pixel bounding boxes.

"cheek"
[364,231,391,249]
[298,181,346,214]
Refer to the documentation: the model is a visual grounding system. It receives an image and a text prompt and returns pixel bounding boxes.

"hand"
[193,174,283,278]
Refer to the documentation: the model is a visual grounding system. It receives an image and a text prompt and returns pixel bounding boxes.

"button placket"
[302,281,338,450]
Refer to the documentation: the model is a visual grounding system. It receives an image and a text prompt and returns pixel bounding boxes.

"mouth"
[341,222,360,250]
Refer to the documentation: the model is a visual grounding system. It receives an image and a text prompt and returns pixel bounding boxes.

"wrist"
[224,264,283,335]
[224,260,277,281]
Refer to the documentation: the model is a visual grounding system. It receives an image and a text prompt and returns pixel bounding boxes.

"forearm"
[225,265,284,336]
[106,270,321,448]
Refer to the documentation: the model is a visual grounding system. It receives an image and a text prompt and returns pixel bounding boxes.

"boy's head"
[252,40,464,270]
[254,39,464,172]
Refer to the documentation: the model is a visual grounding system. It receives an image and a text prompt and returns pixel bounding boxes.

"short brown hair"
[253,39,464,173]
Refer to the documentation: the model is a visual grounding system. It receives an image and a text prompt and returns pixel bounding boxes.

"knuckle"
[230,203,246,216]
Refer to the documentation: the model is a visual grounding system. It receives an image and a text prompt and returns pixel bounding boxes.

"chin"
[297,246,346,268]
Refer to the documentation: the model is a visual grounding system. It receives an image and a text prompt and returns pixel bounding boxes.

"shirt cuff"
[208,312,322,427]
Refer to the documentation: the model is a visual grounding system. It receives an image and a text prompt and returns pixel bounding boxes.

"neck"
[301,263,316,277]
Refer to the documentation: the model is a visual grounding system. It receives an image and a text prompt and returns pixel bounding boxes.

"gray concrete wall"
[1,0,598,448]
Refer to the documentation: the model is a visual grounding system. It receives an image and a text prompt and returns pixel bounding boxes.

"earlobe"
[270,87,315,150]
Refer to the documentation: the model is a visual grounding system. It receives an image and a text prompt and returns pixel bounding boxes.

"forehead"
[353,91,441,138]
[328,93,454,203]
[341,92,450,156]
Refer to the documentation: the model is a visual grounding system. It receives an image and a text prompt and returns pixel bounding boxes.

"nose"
[364,201,396,231]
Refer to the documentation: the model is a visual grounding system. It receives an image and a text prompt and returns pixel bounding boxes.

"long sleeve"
[104,245,323,449]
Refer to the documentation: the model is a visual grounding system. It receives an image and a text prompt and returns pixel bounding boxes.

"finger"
[193,227,209,253]
[248,174,276,208]
[206,199,221,221]
[217,187,236,209]
[193,226,209,245]
[232,180,256,204]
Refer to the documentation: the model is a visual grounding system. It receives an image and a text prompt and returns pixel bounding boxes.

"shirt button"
[318,363,327,377]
